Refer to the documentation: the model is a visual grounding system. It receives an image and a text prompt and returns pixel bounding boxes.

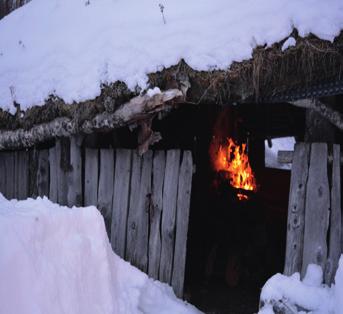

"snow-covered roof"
[0,0,343,113]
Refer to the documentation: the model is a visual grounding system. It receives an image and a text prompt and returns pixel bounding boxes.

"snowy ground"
[0,0,342,112]
[0,194,201,314]
[259,262,343,314]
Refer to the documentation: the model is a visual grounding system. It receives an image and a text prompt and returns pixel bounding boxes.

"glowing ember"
[213,138,257,200]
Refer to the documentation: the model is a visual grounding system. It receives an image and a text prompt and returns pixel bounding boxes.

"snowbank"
[0,194,201,314]
[0,0,343,112]
[259,262,343,314]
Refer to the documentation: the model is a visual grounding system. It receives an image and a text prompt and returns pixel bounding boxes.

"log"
[284,143,310,276]
[302,143,330,276]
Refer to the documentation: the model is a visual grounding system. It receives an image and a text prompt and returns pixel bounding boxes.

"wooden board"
[4,152,15,199]
[98,149,114,234]
[148,150,166,279]
[67,136,82,206]
[284,143,310,276]
[159,150,181,283]
[49,145,58,202]
[302,143,330,276]
[111,149,132,258]
[37,149,50,197]
[172,151,193,297]
[15,150,29,200]
[56,139,69,205]
[28,148,38,198]
[325,144,341,284]
[84,148,98,206]
[0,153,5,196]
[126,151,152,272]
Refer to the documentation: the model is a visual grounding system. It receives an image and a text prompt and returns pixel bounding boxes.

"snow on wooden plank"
[325,144,341,284]
[111,149,132,258]
[49,145,58,202]
[37,149,49,197]
[302,143,330,276]
[148,150,166,279]
[84,148,98,206]
[67,136,82,206]
[172,151,193,298]
[284,143,310,276]
[159,150,181,284]
[126,151,152,272]
[15,150,29,200]
[98,149,114,234]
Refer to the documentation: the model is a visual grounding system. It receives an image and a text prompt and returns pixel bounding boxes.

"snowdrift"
[0,194,201,314]
[0,0,342,112]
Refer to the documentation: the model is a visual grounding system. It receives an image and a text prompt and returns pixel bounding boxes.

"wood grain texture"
[148,150,166,279]
[284,143,310,276]
[67,136,82,206]
[126,151,152,272]
[172,151,193,297]
[15,150,29,200]
[56,139,68,205]
[37,149,50,197]
[302,143,330,277]
[0,153,5,196]
[111,149,132,258]
[84,148,99,206]
[4,152,15,199]
[98,149,114,234]
[49,146,58,202]
[159,150,181,284]
[325,144,341,284]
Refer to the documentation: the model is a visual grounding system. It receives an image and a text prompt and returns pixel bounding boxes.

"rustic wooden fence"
[284,142,341,284]
[0,138,193,297]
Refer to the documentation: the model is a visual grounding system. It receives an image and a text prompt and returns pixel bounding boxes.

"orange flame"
[213,138,257,199]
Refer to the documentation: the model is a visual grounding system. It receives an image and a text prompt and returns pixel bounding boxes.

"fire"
[213,138,257,199]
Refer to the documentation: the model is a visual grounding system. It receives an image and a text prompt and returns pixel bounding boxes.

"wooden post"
[325,145,341,284]
[284,143,310,275]
[302,143,330,276]
[172,151,193,297]
[159,150,181,284]
[111,149,132,258]
[148,150,166,279]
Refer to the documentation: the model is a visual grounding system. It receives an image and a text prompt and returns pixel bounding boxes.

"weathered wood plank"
[159,150,181,284]
[126,151,152,272]
[148,150,166,279]
[172,151,193,297]
[325,145,341,284]
[111,149,132,258]
[284,143,310,276]
[56,138,70,205]
[4,152,15,199]
[84,148,99,206]
[302,143,330,276]
[67,136,82,206]
[37,149,50,197]
[0,153,5,196]
[98,149,114,234]
[28,148,38,198]
[15,150,29,200]
[49,145,58,202]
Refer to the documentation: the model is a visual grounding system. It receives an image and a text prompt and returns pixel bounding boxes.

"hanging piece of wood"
[172,151,193,298]
[84,148,98,206]
[325,144,341,284]
[159,150,181,284]
[111,149,132,258]
[302,143,330,277]
[98,149,115,234]
[0,88,183,151]
[37,149,50,197]
[148,150,166,279]
[284,143,310,276]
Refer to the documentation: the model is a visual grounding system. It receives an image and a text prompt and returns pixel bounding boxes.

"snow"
[258,260,343,314]
[0,194,201,314]
[281,36,296,51]
[0,0,343,113]
[264,136,295,170]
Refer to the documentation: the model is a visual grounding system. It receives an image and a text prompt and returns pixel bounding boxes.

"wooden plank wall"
[0,140,193,297]
[284,142,342,285]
